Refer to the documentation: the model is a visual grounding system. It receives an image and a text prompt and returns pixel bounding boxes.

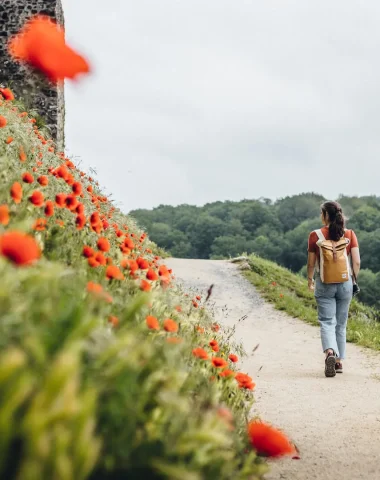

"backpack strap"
[314,229,325,244]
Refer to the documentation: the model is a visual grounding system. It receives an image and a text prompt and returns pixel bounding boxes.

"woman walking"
[307,201,360,377]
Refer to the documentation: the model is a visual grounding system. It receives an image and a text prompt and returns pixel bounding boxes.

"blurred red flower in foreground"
[0,231,40,266]
[9,15,90,82]
[247,420,295,458]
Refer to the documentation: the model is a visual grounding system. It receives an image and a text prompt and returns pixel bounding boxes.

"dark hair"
[321,201,345,241]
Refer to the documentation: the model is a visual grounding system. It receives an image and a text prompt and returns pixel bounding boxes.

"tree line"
[130,193,380,310]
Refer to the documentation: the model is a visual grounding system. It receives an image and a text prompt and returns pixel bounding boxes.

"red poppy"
[0,205,10,225]
[106,265,124,280]
[22,172,34,184]
[146,268,158,281]
[87,281,103,293]
[72,181,82,195]
[33,218,47,231]
[75,214,86,230]
[95,252,107,266]
[9,15,90,82]
[88,256,100,268]
[163,318,178,333]
[19,147,27,162]
[140,279,151,292]
[211,357,228,368]
[228,354,239,363]
[0,88,15,101]
[83,246,94,258]
[55,193,66,207]
[10,182,22,204]
[146,315,160,330]
[137,257,149,270]
[5,137,14,144]
[0,115,7,128]
[219,369,235,378]
[108,316,119,327]
[65,194,78,211]
[44,200,54,217]
[29,190,44,207]
[247,421,295,457]
[212,323,220,332]
[192,347,208,360]
[0,230,40,266]
[97,237,110,252]
[37,175,49,186]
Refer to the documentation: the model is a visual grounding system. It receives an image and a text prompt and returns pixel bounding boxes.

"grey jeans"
[314,277,353,359]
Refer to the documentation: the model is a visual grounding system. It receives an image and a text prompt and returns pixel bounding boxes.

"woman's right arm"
[351,247,360,280]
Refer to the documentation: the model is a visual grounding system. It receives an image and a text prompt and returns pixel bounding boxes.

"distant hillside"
[130,193,380,310]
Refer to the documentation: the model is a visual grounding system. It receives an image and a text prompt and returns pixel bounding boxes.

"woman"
[307,201,360,377]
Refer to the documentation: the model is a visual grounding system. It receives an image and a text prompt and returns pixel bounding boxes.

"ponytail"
[321,201,345,241]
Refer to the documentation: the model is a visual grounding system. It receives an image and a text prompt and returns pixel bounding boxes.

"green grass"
[241,254,380,351]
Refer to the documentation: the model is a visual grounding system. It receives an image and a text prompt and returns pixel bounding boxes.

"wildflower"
[29,190,44,207]
[0,87,15,101]
[97,237,110,252]
[192,347,209,360]
[9,15,90,82]
[280,293,284,298]
[229,354,239,363]
[0,205,10,225]
[211,357,228,368]
[83,245,94,258]
[106,265,124,280]
[146,315,160,330]
[219,369,235,377]
[175,305,182,312]
[75,203,85,215]
[5,137,14,144]
[95,252,107,266]
[11,182,22,203]
[196,326,205,334]
[108,316,119,327]
[75,214,86,230]
[271,282,277,286]
[212,323,220,332]
[163,318,178,333]
[137,257,149,269]
[235,372,256,390]
[33,218,47,231]
[209,339,219,352]
[37,175,49,186]
[88,257,100,268]
[167,337,182,344]
[196,295,201,301]
[0,115,7,128]
[146,268,158,281]
[0,230,40,266]
[192,301,198,308]
[140,279,151,292]
[72,181,82,195]
[247,421,295,458]
[55,193,66,207]
[22,172,34,183]
[44,200,54,217]
[65,194,78,211]
[19,147,27,162]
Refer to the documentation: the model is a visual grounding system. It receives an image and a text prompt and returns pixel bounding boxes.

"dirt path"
[167,258,380,480]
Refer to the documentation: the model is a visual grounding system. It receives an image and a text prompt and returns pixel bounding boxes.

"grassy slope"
[241,254,380,351]
[0,96,267,479]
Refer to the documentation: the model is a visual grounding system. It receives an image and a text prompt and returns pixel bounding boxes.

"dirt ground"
[167,258,380,480]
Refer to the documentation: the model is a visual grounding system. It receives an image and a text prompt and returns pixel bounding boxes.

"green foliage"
[0,99,266,479]
[131,195,380,311]
[242,255,380,351]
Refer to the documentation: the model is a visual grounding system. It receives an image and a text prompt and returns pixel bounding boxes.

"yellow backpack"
[315,229,351,284]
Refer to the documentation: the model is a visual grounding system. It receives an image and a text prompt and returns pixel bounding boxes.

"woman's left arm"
[307,252,316,290]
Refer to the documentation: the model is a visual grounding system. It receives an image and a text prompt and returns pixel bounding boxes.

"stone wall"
[0,0,65,150]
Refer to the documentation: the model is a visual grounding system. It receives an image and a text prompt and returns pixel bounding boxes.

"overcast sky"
[62,0,380,212]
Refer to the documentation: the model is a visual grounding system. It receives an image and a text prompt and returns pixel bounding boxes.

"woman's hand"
[308,278,315,291]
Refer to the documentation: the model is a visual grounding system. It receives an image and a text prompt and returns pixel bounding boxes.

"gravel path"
[167,258,380,480]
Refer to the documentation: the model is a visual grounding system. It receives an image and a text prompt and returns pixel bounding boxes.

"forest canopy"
[130,193,380,310]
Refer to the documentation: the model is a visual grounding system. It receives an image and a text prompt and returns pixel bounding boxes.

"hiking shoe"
[335,362,343,374]
[325,352,336,377]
